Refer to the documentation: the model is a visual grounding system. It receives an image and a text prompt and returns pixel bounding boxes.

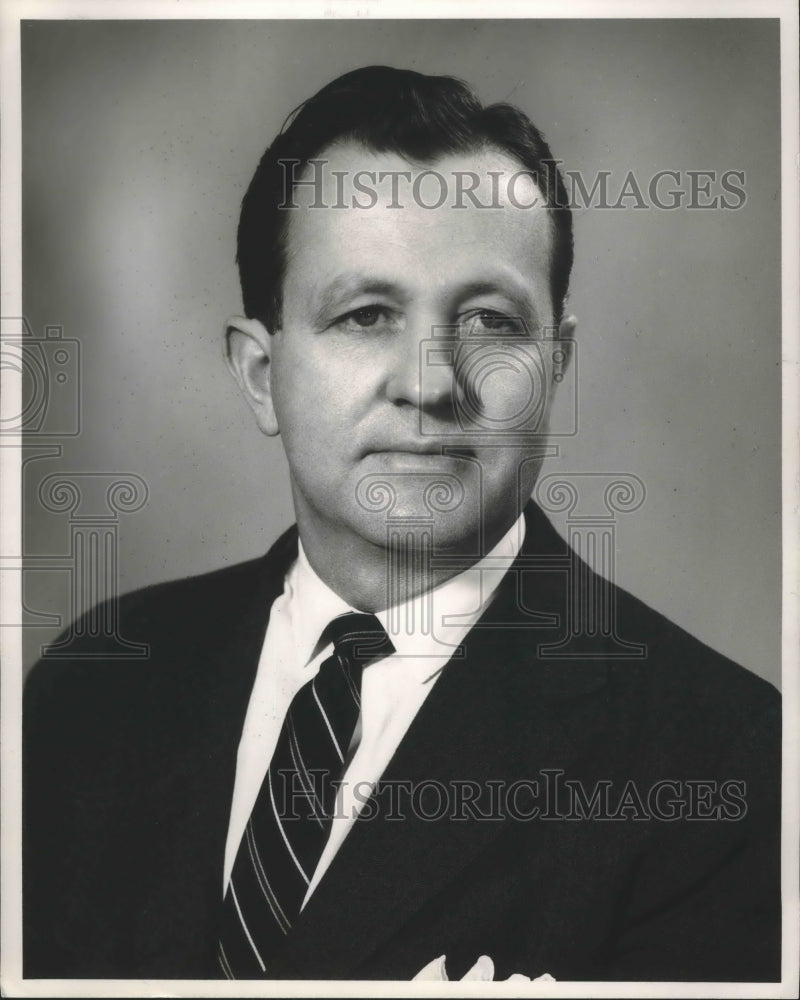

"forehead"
[282,141,554,313]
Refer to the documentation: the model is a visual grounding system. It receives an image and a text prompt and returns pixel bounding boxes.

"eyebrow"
[310,275,406,327]
[452,277,541,329]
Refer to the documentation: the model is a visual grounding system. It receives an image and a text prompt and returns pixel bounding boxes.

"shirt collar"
[289,514,525,668]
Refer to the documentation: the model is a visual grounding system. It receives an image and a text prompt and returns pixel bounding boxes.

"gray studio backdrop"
[21,19,781,685]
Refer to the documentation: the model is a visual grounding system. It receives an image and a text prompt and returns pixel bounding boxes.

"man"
[23,66,780,982]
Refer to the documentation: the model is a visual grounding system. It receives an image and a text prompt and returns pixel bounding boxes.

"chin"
[349,500,488,558]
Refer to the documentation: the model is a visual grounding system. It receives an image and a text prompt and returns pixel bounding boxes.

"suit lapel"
[278,503,610,978]
[200,523,301,794]
[155,526,302,900]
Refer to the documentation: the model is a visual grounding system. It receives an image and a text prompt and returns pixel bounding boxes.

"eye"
[332,305,395,332]
[459,311,528,338]
[347,306,383,327]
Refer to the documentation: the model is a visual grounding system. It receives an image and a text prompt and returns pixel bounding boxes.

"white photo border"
[1,2,797,997]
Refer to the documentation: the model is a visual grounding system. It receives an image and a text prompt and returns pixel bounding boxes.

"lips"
[369,443,445,455]
[363,440,478,460]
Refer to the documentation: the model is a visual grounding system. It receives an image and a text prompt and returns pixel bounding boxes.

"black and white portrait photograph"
[1,1,798,996]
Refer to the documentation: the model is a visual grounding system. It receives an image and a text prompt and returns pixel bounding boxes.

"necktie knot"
[318,612,395,669]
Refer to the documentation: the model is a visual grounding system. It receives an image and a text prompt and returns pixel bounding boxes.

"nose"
[385,318,457,411]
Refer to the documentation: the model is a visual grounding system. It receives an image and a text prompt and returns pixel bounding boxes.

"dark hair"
[237,65,573,329]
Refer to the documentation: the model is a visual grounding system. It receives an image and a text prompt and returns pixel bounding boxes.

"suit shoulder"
[115,552,272,619]
[522,502,779,711]
[597,579,781,764]
[614,578,778,695]
[23,543,287,709]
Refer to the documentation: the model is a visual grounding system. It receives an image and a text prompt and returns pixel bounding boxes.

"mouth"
[364,442,473,459]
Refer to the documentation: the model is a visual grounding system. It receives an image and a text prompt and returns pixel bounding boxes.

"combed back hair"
[237,65,573,330]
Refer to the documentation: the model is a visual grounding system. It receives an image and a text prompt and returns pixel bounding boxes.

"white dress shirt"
[223,513,525,904]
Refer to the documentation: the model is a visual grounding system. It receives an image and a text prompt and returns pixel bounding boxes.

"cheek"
[270,341,313,424]
[271,359,346,450]
[458,343,554,432]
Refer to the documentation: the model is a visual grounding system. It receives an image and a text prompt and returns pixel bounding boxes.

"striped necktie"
[218,612,394,978]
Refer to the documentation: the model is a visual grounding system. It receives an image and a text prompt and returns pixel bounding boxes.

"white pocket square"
[413,953,555,982]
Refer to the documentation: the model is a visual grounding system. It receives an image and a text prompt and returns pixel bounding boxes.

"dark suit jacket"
[23,501,781,981]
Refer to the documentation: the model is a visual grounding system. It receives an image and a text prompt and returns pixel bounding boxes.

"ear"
[554,314,577,379]
[224,316,280,437]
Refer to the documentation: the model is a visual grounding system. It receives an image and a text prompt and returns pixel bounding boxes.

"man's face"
[236,142,570,559]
